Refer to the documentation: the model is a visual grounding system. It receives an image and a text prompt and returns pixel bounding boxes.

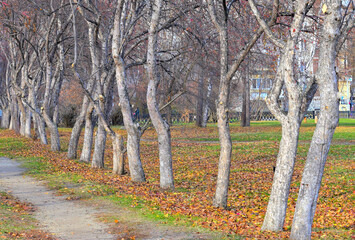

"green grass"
[0,192,38,239]
[0,138,27,158]
[189,118,354,142]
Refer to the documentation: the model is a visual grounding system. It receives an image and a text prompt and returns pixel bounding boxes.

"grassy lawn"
[0,118,353,239]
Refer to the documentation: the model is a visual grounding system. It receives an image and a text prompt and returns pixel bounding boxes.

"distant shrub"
[60,105,78,127]
[111,108,123,126]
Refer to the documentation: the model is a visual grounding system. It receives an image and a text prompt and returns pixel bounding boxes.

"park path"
[0,157,212,240]
[0,157,115,240]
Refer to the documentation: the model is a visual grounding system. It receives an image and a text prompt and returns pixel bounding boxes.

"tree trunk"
[241,76,250,127]
[147,80,174,189]
[113,135,125,175]
[10,97,20,134]
[42,60,61,151]
[91,76,114,169]
[53,105,59,126]
[261,121,300,231]
[19,99,27,136]
[80,105,95,163]
[67,97,90,159]
[290,104,338,239]
[91,121,107,168]
[196,74,204,127]
[34,114,48,145]
[213,75,232,208]
[43,111,61,151]
[212,22,232,208]
[165,105,172,125]
[1,107,10,129]
[202,78,212,127]
[29,88,48,145]
[24,108,32,138]
[146,0,174,190]
[290,2,341,238]
[112,1,146,183]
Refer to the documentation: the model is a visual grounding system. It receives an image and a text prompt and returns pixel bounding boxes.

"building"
[338,77,352,111]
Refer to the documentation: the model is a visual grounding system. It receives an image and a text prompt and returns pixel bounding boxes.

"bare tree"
[146,0,174,190]
[291,1,354,238]
[112,0,147,182]
[207,0,279,208]
[248,0,320,231]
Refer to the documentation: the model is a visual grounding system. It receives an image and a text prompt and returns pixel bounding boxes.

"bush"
[60,105,78,127]
[111,108,123,126]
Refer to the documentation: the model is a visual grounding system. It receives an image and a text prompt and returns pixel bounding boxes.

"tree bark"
[42,61,61,151]
[67,97,90,159]
[113,135,125,175]
[213,26,232,208]
[202,78,212,127]
[146,0,174,190]
[207,0,277,208]
[24,108,32,138]
[290,1,342,238]
[91,78,114,168]
[80,105,95,163]
[261,121,301,231]
[1,107,10,129]
[248,0,321,231]
[10,96,20,134]
[91,121,107,168]
[34,113,48,145]
[42,109,61,151]
[241,76,250,127]
[18,98,27,137]
[115,60,146,182]
[196,73,204,127]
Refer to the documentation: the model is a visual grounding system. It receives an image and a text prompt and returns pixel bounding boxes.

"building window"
[252,78,261,89]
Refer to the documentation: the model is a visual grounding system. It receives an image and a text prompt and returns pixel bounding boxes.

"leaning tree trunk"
[69,17,100,160]
[261,41,303,231]
[261,120,301,231]
[147,80,174,189]
[146,0,174,190]
[290,2,341,238]
[112,1,146,183]
[290,98,338,239]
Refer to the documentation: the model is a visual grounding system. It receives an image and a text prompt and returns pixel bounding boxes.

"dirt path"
[0,157,115,240]
[0,157,212,240]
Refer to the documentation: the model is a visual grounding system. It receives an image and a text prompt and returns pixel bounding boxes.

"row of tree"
[0,0,353,239]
